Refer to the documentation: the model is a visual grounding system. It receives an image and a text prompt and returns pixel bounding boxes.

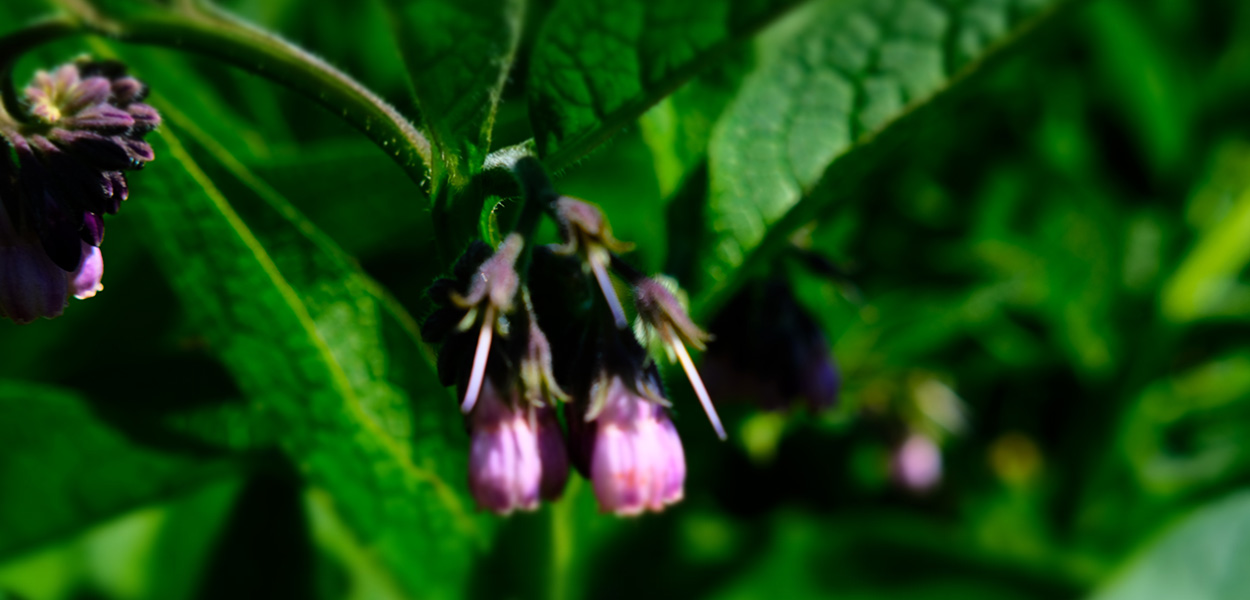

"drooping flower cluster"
[0,58,159,323]
[423,160,723,516]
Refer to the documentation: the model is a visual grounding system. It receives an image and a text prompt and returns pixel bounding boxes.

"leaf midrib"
[156,122,478,539]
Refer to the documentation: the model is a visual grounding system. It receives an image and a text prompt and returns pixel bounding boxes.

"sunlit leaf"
[697,0,1072,314]
[131,124,489,597]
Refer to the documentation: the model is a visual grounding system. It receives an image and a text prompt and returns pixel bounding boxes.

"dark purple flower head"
[0,198,103,323]
[466,378,568,514]
[0,58,152,323]
[702,279,841,412]
[423,234,528,413]
[551,197,632,328]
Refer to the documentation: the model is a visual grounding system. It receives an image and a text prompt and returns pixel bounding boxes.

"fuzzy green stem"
[106,8,432,192]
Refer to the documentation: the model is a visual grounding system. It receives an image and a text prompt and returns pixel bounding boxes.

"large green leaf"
[131,119,489,597]
[527,0,805,169]
[385,0,523,185]
[0,381,239,560]
[1090,491,1250,600]
[697,0,1073,314]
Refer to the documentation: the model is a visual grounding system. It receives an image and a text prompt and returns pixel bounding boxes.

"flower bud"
[551,197,632,328]
[633,276,725,439]
[535,406,570,501]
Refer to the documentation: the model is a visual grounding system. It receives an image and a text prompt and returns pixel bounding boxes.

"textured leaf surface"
[0,381,237,559]
[1091,491,1250,600]
[386,0,523,182]
[131,123,488,598]
[527,0,804,169]
[698,0,1066,311]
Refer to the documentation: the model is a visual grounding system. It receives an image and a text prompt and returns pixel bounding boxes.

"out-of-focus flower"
[0,58,158,323]
[702,280,840,412]
[892,432,942,493]
[0,198,102,323]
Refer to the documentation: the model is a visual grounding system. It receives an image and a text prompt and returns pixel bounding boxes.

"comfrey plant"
[422,157,724,515]
[0,0,1070,591]
[0,58,158,323]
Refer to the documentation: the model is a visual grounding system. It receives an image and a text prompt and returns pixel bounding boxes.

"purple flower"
[466,379,569,514]
[423,237,573,512]
[633,277,725,439]
[892,433,942,493]
[0,189,103,323]
[577,374,685,516]
[0,58,158,323]
[703,280,841,412]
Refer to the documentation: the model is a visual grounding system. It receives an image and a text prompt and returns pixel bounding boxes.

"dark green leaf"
[527,0,804,169]
[696,0,1072,314]
[385,0,524,184]
[131,121,489,597]
[0,381,238,560]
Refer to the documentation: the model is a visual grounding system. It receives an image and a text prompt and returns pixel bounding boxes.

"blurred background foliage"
[2,0,1250,598]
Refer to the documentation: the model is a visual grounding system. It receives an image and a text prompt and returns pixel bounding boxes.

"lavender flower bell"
[423,237,570,513]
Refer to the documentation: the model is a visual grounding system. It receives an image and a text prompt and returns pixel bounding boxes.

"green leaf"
[1120,353,1250,496]
[527,0,805,169]
[1162,142,1250,322]
[1091,491,1250,600]
[639,49,750,198]
[131,120,489,597]
[385,0,523,185]
[0,380,239,560]
[696,0,1073,315]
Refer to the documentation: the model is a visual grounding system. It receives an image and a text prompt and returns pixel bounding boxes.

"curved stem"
[108,8,433,193]
[0,4,432,194]
[0,17,80,123]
